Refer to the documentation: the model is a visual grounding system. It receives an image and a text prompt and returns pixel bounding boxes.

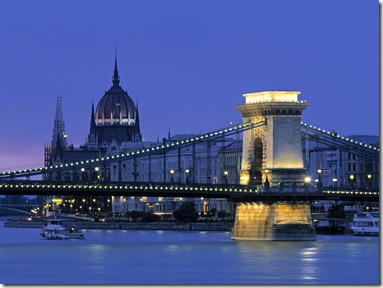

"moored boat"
[350,210,379,236]
[41,219,85,240]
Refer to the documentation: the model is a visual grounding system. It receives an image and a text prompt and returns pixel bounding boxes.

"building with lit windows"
[307,135,379,189]
[43,55,142,216]
[45,55,142,181]
[105,134,240,215]
[43,55,237,217]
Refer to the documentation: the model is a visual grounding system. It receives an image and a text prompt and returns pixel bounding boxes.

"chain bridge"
[0,90,379,241]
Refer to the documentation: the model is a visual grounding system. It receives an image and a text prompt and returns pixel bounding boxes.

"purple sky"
[0,0,379,170]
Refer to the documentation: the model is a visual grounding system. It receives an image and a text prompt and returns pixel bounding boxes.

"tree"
[173,201,199,223]
[141,212,160,223]
[206,208,217,217]
[327,204,345,219]
[129,210,144,221]
[217,210,229,219]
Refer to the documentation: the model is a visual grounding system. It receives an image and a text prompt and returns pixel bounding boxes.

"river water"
[0,221,379,285]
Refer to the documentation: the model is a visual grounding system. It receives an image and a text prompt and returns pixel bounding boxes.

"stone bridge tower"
[236,91,308,188]
[232,91,316,241]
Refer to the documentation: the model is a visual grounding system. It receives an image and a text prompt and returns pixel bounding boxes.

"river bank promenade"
[4,218,233,231]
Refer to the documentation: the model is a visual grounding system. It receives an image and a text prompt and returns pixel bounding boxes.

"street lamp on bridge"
[223,170,229,185]
[367,174,372,189]
[170,169,174,184]
[304,176,311,192]
[81,167,87,182]
[332,178,338,188]
[349,174,355,189]
[264,169,270,191]
[185,168,190,184]
[317,169,322,188]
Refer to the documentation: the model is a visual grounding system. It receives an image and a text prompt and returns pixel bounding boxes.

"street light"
[264,169,270,191]
[185,168,190,184]
[349,174,355,189]
[93,166,100,182]
[317,169,322,188]
[304,176,311,192]
[367,174,372,189]
[223,170,229,185]
[332,178,338,187]
[170,169,174,183]
[81,167,87,182]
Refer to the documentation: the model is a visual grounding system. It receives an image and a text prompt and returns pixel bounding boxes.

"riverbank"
[3,220,233,231]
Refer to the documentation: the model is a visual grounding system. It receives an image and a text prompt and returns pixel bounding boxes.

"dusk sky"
[0,0,379,170]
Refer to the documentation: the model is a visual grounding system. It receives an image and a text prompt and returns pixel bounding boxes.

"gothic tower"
[51,96,68,161]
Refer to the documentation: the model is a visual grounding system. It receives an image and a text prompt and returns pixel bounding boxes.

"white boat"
[350,210,379,236]
[41,219,85,240]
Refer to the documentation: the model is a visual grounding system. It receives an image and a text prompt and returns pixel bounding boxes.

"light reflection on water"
[0,222,379,285]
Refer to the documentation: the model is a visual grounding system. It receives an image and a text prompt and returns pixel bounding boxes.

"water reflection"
[300,246,319,281]
[0,224,379,285]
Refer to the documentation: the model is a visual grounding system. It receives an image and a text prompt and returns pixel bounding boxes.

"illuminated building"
[45,54,141,181]
[307,135,379,189]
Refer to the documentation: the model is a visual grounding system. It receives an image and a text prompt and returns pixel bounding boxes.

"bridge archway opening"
[251,137,263,186]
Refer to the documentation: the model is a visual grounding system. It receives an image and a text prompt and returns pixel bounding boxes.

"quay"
[3,219,233,232]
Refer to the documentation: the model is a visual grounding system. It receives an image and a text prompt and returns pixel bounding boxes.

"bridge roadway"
[0,181,379,202]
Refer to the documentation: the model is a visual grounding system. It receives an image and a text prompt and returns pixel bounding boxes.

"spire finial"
[113,48,120,86]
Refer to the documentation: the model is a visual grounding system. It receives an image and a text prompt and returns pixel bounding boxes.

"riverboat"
[40,219,85,240]
[350,210,379,236]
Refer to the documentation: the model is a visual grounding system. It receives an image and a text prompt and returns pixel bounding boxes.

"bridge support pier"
[231,202,316,241]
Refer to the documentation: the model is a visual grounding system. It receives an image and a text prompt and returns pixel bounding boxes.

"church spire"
[51,96,68,152]
[112,52,120,87]
[89,101,96,133]
[135,100,141,136]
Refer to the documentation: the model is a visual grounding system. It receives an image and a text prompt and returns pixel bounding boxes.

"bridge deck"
[0,181,378,202]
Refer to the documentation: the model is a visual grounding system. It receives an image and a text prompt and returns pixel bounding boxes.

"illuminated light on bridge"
[0,120,268,178]
[301,121,379,152]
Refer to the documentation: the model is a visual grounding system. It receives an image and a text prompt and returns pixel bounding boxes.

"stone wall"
[231,202,316,241]
[4,220,233,231]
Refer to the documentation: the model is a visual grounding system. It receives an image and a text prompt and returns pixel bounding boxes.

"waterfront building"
[43,55,141,215]
[45,55,141,181]
[42,55,236,216]
[307,135,379,189]
[42,55,378,218]
[106,134,239,215]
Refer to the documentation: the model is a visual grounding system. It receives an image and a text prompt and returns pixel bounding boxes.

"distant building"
[45,55,142,182]
[43,55,378,217]
[106,134,240,215]
[306,135,379,189]
[43,55,142,215]
[43,55,238,216]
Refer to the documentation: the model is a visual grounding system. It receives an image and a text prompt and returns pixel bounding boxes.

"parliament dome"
[95,57,137,126]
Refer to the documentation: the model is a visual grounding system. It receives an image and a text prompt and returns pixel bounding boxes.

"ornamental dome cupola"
[95,55,137,126]
[88,54,142,147]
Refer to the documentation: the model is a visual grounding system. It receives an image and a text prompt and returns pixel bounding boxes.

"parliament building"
[44,56,236,217]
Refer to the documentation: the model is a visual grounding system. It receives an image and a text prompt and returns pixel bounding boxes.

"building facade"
[43,58,379,217]
[307,135,379,189]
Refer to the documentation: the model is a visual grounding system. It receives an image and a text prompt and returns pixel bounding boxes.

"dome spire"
[113,50,120,86]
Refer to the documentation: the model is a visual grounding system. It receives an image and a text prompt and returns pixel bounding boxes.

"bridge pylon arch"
[236,91,309,188]
[233,91,316,241]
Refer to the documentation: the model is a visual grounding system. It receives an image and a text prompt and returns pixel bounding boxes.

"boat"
[350,210,379,236]
[40,218,85,240]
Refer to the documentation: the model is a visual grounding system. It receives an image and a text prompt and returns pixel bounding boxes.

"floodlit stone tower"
[236,91,308,187]
[232,91,316,241]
